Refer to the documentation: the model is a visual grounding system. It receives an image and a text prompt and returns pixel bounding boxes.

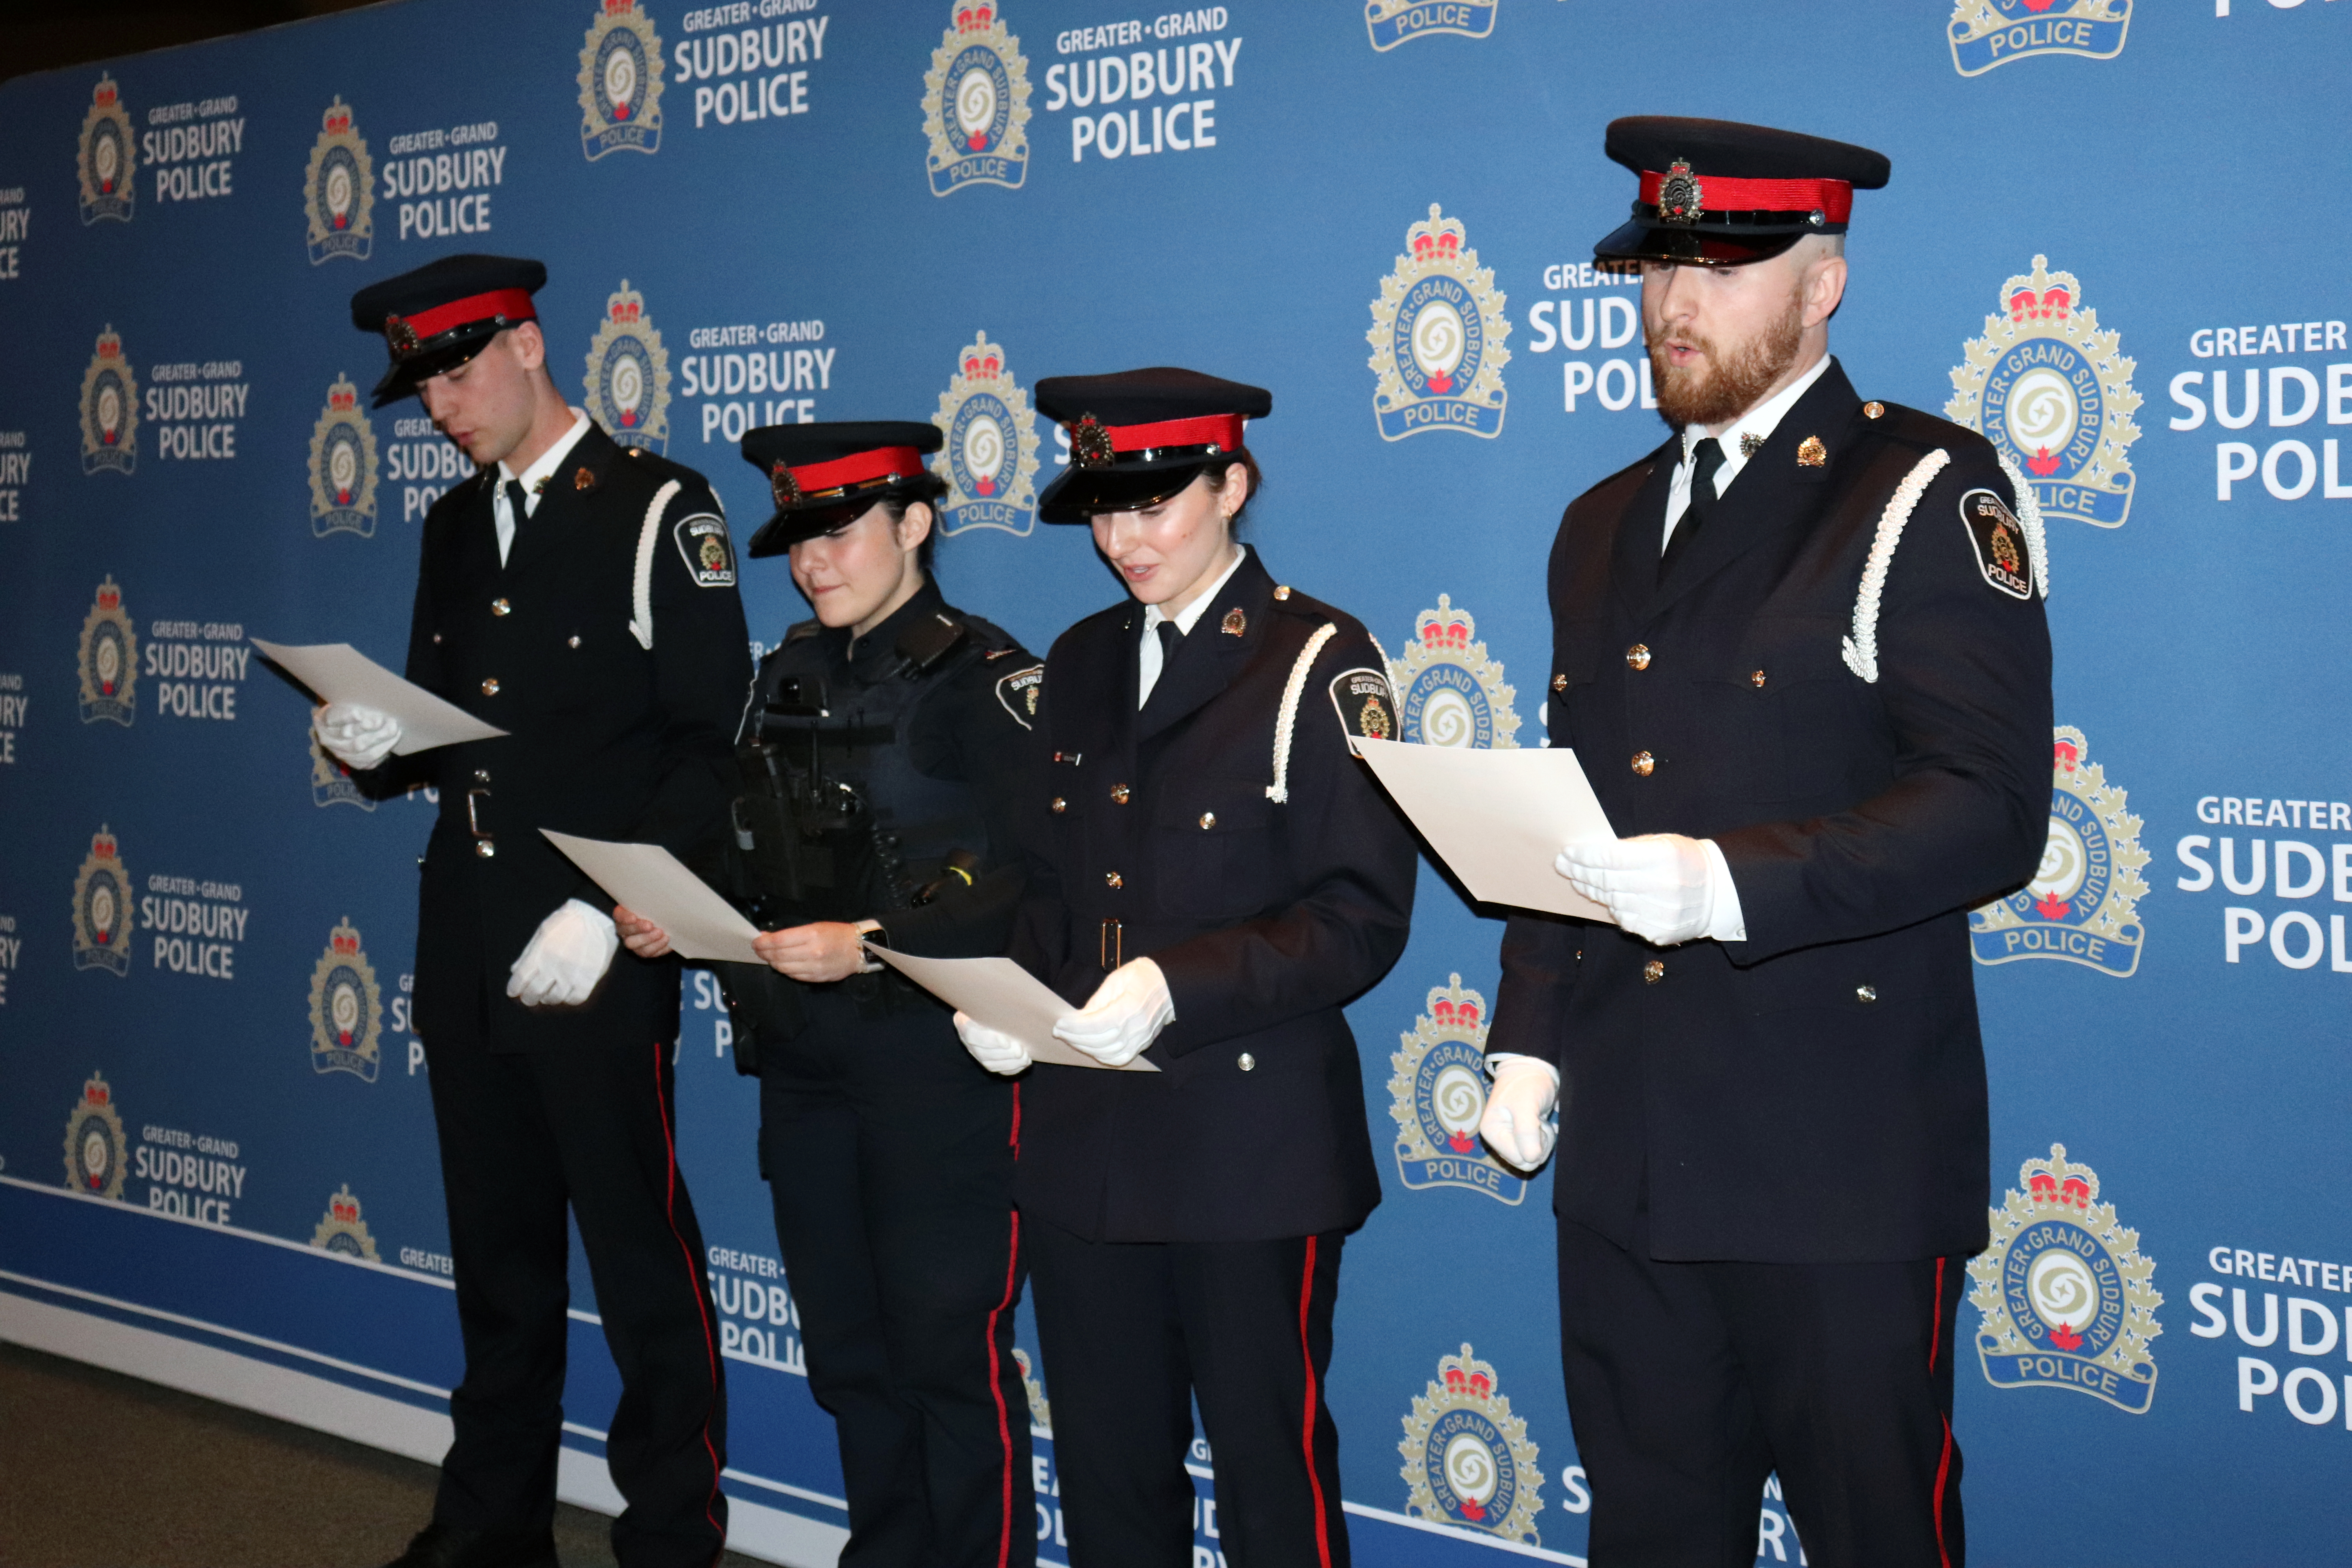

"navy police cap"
[1032,367,1270,524]
[349,254,547,407]
[739,421,947,557]
[1595,118,1891,268]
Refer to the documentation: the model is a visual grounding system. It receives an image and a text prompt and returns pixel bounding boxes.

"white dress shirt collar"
[1662,353,1835,547]
[1137,543,1249,707]
[498,407,593,514]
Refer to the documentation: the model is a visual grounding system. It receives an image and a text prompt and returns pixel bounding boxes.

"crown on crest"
[1423,971,1487,1034]
[330,917,362,956]
[95,326,122,359]
[2019,1143,2099,1211]
[328,375,359,412]
[1407,205,1466,265]
[604,0,637,16]
[94,576,122,611]
[954,3,998,33]
[606,281,645,325]
[1413,594,1475,651]
[322,96,352,134]
[2052,724,2089,779]
[1999,256,2080,324]
[329,1184,362,1223]
[960,334,1004,381]
[83,1071,112,1106]
[1438,1344,1497,1400]
[93,75,118,108]
[90,825,118,859]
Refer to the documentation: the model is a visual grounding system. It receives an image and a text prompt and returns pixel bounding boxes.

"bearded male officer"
[1477,121,2053,1568]
[316,255,749,1568]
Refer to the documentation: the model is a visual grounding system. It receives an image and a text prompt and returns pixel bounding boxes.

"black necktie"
[1658,437,1725,586]
[1155,619,1182,662]
[503,477,531,524]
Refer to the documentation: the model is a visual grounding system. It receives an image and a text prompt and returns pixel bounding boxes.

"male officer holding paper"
[1479,121,2053,1567]
[316,254,749,1568]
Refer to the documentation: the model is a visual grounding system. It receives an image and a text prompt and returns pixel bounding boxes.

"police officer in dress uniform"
[1475,122,2054,1568]
[613,422,1039,1568]
[952,369,1419,1568]
[316,255,748,1568]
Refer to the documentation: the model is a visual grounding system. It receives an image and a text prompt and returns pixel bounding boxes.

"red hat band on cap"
[381,287,540,358]
[1067,413,1245,469]
[1639,167,1853,226]
[771,446,926,506]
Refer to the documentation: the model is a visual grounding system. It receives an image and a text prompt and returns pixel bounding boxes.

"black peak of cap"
[1032,367,1271,428]
[1604,117,1889,190]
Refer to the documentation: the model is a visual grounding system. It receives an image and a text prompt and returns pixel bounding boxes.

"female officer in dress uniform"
[955,369,1419,1568]
[614,422,1041,1568]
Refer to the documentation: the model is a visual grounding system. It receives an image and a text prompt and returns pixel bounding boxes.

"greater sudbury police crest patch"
[1399,1344,1543,1544]
[78,575,138,725]
[585,280,671,453]
[73,826,133,976]
[1387,594,1520,748]
[1947,255,2140,528]
[1949,0,2130,77]
[81,326,139,475]
[923,2,1032,196]
[1388,975,1524,1205]
[932,332,1040,535]
[78,74,136,225]
[308,374,379,537]
[304,96,374,263]
[1971,726,2147,976]
[310,917,383,1082]
[673,513,736,587]
[1369,205,1511,441]
[579,0,665,159]
[63,1071,129,1199]
[1367,0,1498,49]
[311,1184,382,1259]
[1969,1142,2160,1413]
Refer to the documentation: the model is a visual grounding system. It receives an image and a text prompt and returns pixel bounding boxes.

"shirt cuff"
[1700,839,1747,942]
[1483,1052,1560,1089]
[854,917,885,973]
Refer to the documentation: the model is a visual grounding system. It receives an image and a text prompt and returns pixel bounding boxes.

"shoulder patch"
[1958,488,2033,600]
[995,662,1044,730]
[1327,666,1397,741]
[672,512,737,588]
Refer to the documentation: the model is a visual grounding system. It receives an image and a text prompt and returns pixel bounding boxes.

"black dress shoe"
[377,1519,559,1568]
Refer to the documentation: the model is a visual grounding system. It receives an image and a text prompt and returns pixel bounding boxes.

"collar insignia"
[1797,434,1828,468]
[1221,607,1247,636]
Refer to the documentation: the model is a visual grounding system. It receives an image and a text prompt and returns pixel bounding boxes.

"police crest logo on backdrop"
[310,1183,381,1259]
[303,96,374,263]
[924,2,1033,196]
[1386,594,1520,748]
[1398,1343,1543,1544]
[310,733,373,811]
[308,374,379,537]
[309,917,383,1082]
[1010,1347,1053,1436]
[1365,0,1499,51]
[77,576,138,726]
[1948,0,2132,77]
[579,0,666,159]
[1969,1142,2161,1414]
[1388,975,1524,1205]
[584,279,672,453]
[1970,725,2147,976]
[1369,205,1510,440]
[62,1072,129,1199]
[1948,254,2140,529]
[77,73,135,224]
[931,331,1040,535]
[72,827,133,976]
[80,326,139,475]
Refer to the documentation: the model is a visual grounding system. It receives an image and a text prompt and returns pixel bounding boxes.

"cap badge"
[1221,608,1247,636]
[1069,414,1115,470]
[1797,435,1828,468]
[1656,158,1703,226]
[770,461,804,508]
[383,315,420,358]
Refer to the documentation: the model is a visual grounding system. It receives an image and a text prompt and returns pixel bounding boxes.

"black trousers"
[1555,1214,1965,1568]
[425,1022,728,1568]
[1026,1219,1347,1568]
[758,991,1031,1568]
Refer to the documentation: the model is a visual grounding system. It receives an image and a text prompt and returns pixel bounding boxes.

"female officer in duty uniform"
[955,369,1419,1568]
[615,422,1041,1568]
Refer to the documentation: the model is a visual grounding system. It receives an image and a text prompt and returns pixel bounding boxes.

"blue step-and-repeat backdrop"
[2,2,2347,1563]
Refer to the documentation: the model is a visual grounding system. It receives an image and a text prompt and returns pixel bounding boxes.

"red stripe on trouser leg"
[652,1042,729,1563]
[1009,1081,1021,1158]
[1298,1235,1333,1568]
[1929,1256,1945,1371]
[1931,1414,1955,1568]
[984,1209,1021,1568]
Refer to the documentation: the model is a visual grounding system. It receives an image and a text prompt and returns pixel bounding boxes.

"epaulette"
[1860,399,1993,458]
[620,445,723,513]
[782,619,822,644]
[959,612,1021,655]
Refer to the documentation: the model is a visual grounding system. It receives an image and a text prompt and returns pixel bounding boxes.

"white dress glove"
[955,1010,1033,1076]
[506,899,620,1007]
[313,702,403,771]
[1556,833,1744,946]
[1053,957,1175,1068]
[1479,1054,1560,1172]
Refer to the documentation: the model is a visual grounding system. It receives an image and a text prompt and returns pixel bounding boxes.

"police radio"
[731,675,880,925]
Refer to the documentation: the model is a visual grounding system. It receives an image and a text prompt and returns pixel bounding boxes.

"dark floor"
[0,1340,767,1568]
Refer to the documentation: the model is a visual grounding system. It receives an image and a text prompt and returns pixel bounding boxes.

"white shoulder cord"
[1840,449,1949,684]
[627,477,681,651]
[1267,622,1338,802]
[1993,451,2052,599]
